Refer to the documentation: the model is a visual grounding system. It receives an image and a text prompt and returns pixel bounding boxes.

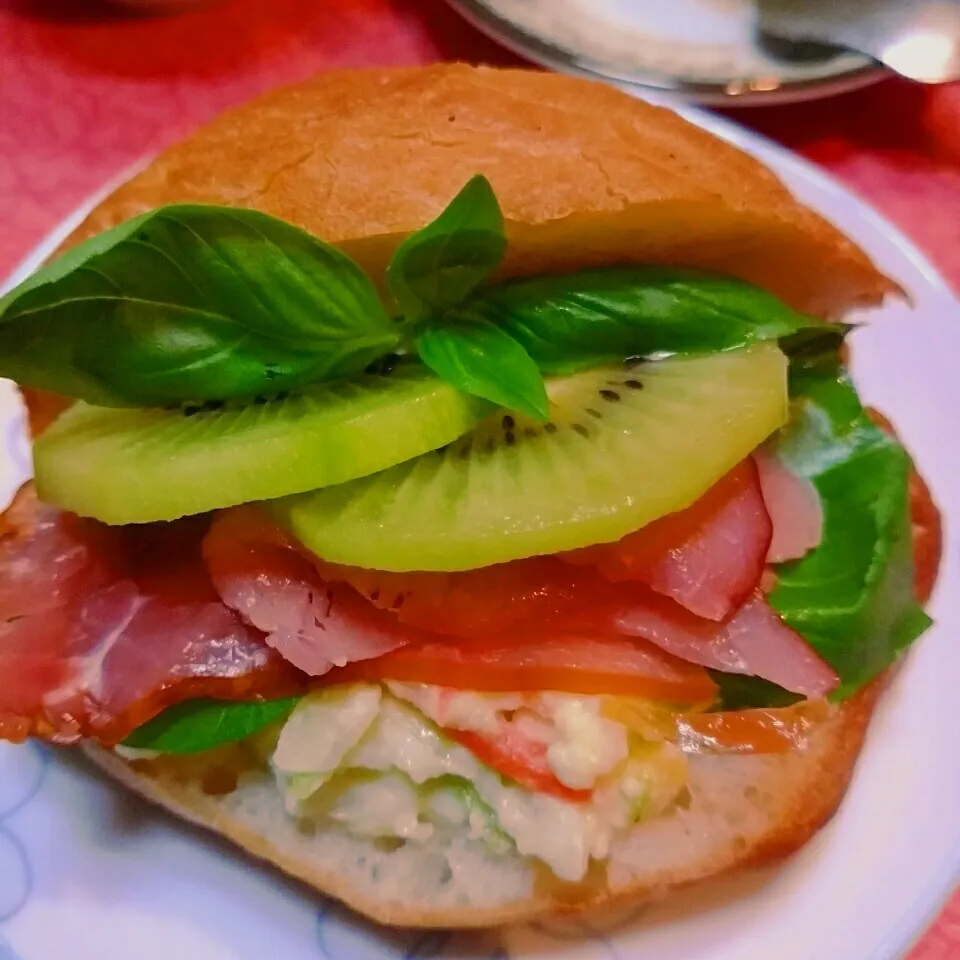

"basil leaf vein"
[0,205,398,407]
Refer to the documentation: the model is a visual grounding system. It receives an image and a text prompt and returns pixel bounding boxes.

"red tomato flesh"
[313,555,595,641]
[329,633,719,703]
[677,701,831,754]
[450,728,592,802]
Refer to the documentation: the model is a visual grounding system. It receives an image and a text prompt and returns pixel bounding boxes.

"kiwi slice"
[34,367,489,524]
[272,343,789,571]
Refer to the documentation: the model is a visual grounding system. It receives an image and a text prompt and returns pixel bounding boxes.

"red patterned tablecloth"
[0,0,958,954]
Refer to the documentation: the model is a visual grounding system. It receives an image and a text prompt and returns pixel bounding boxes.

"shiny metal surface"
[759,0,960,83]
[445,0,887,106]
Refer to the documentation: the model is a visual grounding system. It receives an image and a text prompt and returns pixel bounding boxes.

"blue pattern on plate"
[315,899,519,959]
[0,744,47,926]
[317,900,458,959]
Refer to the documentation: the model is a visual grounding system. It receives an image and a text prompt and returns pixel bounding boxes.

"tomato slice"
[449,727,591,803]
[328,633,718,703]
[314,555,596,641]
[676,701,831,754]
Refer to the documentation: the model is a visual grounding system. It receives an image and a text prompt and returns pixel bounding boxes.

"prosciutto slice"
[203,508,412,676]
[0,486,303,745]
[614,588,839,698]
[564,460,772,621]
[754,450,823,564]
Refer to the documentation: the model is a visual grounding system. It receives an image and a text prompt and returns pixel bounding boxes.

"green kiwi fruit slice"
[33,366,489,524]
[272,344,789,571]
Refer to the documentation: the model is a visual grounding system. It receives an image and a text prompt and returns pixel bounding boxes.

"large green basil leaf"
[415,316,549,421]
[388,175,507,324]
[466,266,826,375]
[768,363,931,699]
[0,205,398,406]
[122,697,299,755]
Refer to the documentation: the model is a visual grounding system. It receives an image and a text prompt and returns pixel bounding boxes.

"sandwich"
[0,64,941,928]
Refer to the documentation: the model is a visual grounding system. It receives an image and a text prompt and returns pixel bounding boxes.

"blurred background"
[0,0,958,953]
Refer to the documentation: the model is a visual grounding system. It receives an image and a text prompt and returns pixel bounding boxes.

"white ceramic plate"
[1,108,958,960]
[445,0,886,106]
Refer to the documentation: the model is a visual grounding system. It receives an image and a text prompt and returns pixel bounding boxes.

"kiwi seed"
[34,367,489,524]
[273,346,790,570]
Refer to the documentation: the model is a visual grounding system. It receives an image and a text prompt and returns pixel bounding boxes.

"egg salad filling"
[270,683,688,882]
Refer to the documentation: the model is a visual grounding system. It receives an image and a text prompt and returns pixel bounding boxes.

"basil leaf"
[0,205,398,407]
[415,317,549,421]
[388,175,507,323]
[708,672,804,711]
[768,361,931,698]
[468,266,826,375]
[122,697,299,755]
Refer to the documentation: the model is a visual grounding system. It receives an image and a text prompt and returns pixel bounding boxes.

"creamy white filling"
[348,700,608,881]
[389,684,628,791]
[269,685,687,882]
[538,694,629,790]
[386,681,524,736]
[327,772,434,842]
[272,684,381,810]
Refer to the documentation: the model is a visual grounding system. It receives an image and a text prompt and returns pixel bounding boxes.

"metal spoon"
[757,0,960,83]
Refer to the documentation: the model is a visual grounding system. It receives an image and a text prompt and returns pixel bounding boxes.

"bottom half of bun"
[81,678,884,929]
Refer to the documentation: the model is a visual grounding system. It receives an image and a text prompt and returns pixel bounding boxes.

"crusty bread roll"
[27,64,932,927]
[83,681,883,928]
[63,65,894,319]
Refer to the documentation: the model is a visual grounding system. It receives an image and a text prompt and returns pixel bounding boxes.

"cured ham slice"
[204,508,412,676]
[564,460,772,621]
[0,487,303,745]
[1,486,118,742]
[615,589,838,698]
[754,450,823,564]
[313,500,834,698]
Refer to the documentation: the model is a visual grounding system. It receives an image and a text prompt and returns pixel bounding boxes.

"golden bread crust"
[61,64,895,318]
[82,679,883,928]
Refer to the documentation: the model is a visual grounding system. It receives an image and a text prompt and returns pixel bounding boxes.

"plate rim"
[1,106,958,960]
[444,0,889,106]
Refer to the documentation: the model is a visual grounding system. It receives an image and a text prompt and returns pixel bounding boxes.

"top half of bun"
[63,64,895,318]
